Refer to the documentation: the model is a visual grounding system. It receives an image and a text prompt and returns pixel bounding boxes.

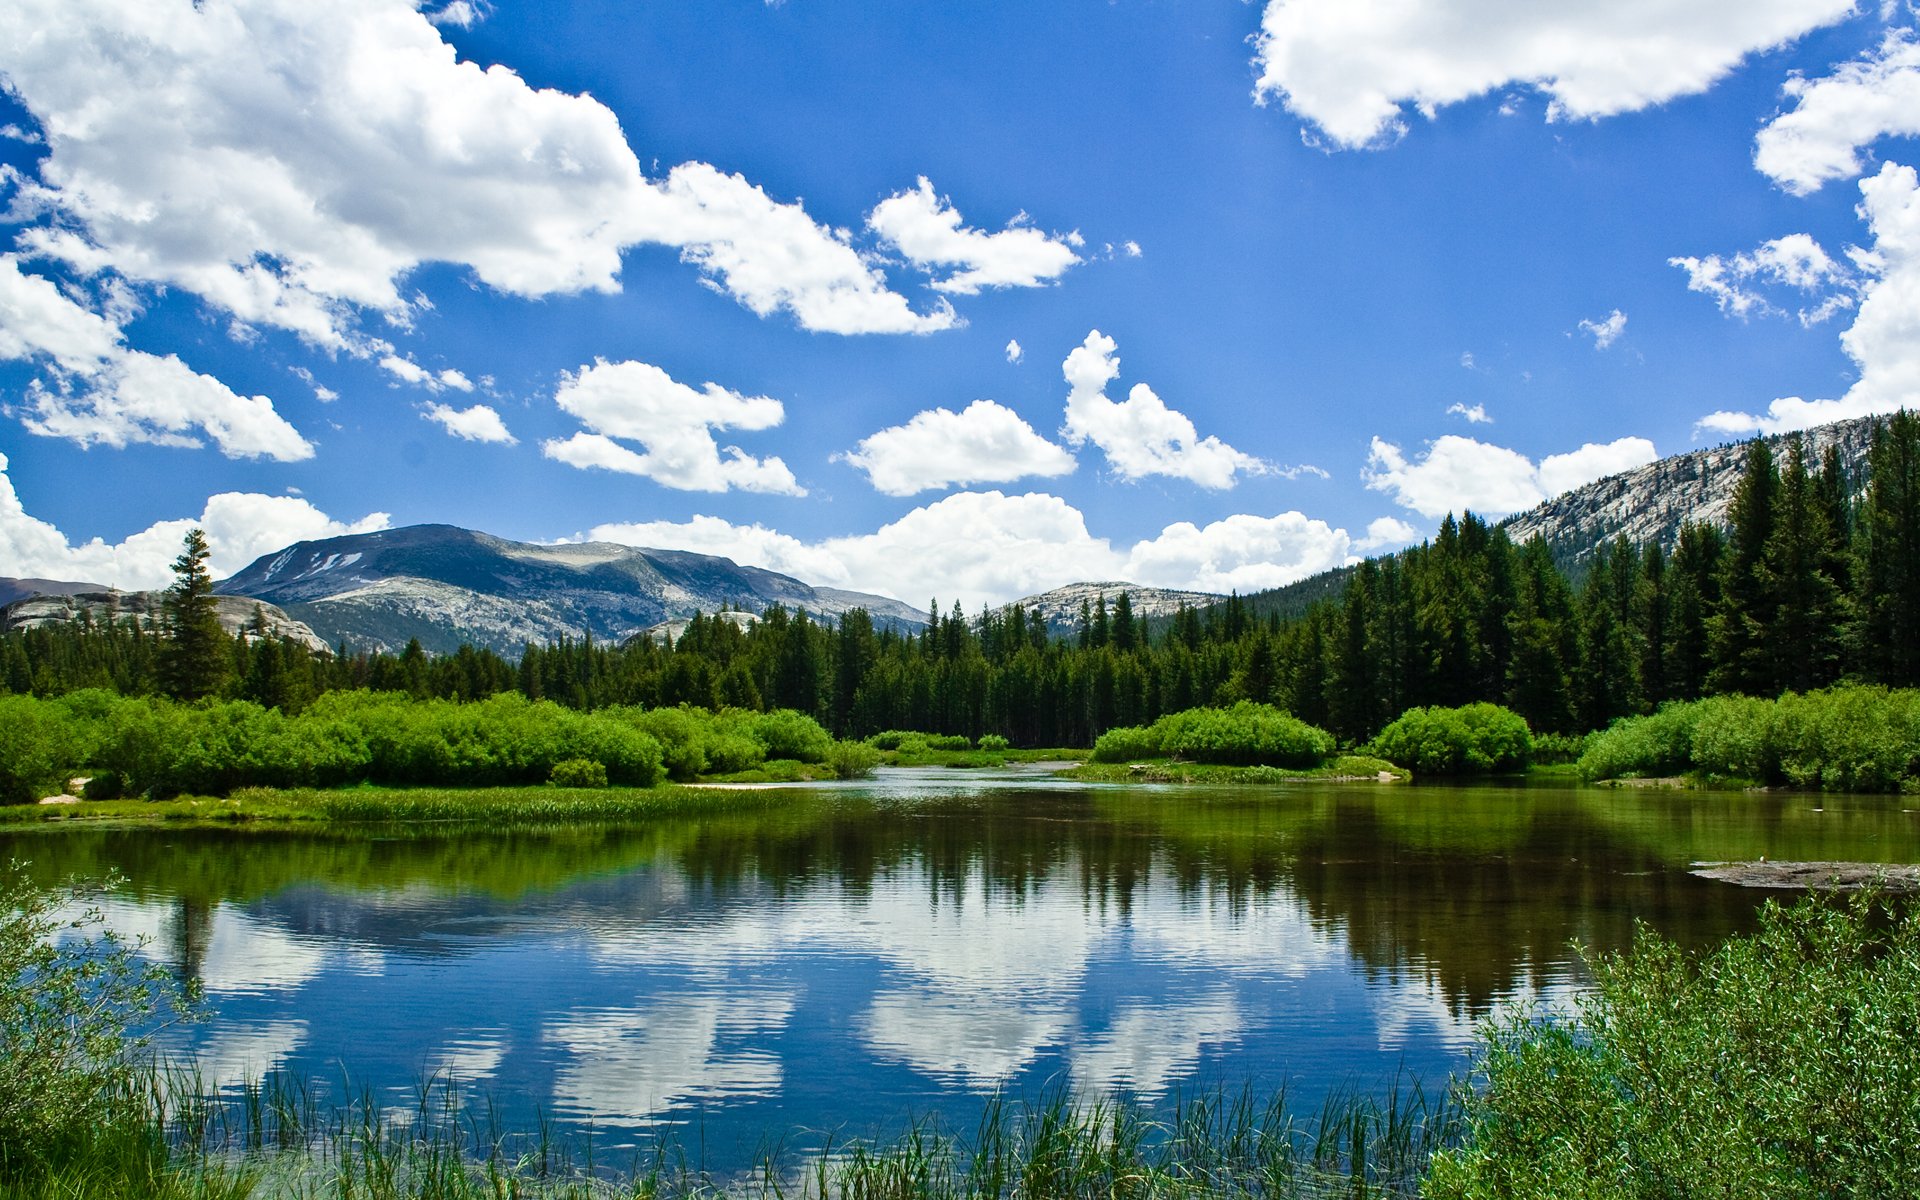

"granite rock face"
[215,524,928,655]
[1500,414,1884,570]
[1006,581,1225,637]
[1,588,331,652]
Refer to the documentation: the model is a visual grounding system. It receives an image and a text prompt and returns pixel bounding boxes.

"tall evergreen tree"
[158,528,229,700]
[1764,439,1846,691]
[1709,439,1778,695]
[1666,522,1724,700]
[1856,410,1920,685]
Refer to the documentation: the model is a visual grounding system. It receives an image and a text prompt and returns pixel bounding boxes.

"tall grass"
[85,1072,1458,1200]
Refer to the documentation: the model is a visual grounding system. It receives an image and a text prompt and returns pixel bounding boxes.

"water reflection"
[8,772,1917,1162]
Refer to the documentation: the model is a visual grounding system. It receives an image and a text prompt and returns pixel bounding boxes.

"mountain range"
[209,524,929,655]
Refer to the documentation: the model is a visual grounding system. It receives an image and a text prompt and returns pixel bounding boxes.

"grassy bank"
[0,782,783,828]
[1064,755,1408,785]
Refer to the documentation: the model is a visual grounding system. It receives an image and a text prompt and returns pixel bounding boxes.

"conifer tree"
[1709,440,1778,695]
[1857,410,1920,685]
[1764,439,1846,691]
[159,528,229,700]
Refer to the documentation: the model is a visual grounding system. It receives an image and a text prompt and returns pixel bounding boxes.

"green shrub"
[1578,703,1703,781]
[924,734,973,751]
[1426,894,1920,1199]
[1769,687,1920,792]
[0,866,187,1170]
[828,739,883,779]
[548,758,609,788]
[866,730,919,751]
[1687,693,1774,780]
[1368,703,1531,775]
[744,709,834,763]
[1091,723,1160,763]
[1526,731,1590,766]
[0,695,79,805]
[977,734,1010,752]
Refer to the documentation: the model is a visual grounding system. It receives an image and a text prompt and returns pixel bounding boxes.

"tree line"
[7,413,1920,747]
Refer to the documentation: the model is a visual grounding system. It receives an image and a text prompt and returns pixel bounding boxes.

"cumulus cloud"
[423,402,515,444]
[589,491,1372,610]
[1696,162,1920,434]
[1670,233,1855,324]
[0,256,313,459]
[1005,339,1023,364]
[1446,402,1491,424]
[1755,30,1920,195]
[1059,331,1266,488]
[0,0,956,343]
[1579,309,1628,348]
[543,358,803,494]
[867,178,1082,295]
[1252,0,1855,148]
[1355,516,1419,551]
[0,451,387,589]
[838,400,1076,496]
[1365,433,1657,518]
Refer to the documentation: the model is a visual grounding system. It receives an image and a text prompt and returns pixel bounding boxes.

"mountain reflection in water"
[7,769,1916,1162]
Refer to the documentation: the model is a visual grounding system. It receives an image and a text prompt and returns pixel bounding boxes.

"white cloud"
[1365,433,1656,518]
[1696,162,1920,434]
[1006,339,1024,364]
[423,401,515,444]
[590,491,1368,609]
[1755,30,1920,195]
[0,256,313,460]
[867,177,1082,295]
[380,355,478,392]
[1579,308,1628,348]
[1355,515,1420,551]
[0,450,388,588]
[1123,240,1143,258]
[655,163,957,335]
[1459,351,1478,369]
[1446,402,1491,424]
[1059,330,1266,488]
[1252,0,1856,148]
[543,358,803,494]
[1121,511,1357,593]
[1670,233,1854,324]
[0,0,954,343]
[838,400,1075,496]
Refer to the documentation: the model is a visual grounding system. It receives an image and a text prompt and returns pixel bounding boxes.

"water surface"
[7,768,1916,1166]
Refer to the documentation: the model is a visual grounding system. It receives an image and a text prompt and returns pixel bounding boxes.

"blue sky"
[2,0,1918,610]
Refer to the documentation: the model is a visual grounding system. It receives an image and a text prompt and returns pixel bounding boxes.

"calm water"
[7,767,1919,1165]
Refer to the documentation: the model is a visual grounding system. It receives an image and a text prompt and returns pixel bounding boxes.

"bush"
[1426,894,1920,1199]
[548,758,609,788]
[0,866,187,1171]
[924,734,973,751]
[743,709,835,764]
[1091,723,1160,763]
[977,734,1010,752]
[827,740,883,779]
[1368,703,1531,775]
[0,696,79,805]
[1578,703,1703,781]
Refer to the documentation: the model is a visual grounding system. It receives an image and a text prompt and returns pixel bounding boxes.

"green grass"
[0,783,783,828]
[1062,755,1409,785]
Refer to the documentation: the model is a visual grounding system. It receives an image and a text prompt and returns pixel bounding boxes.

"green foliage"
[1093,702,1335,768]
[1524,731,1590,766]
[1426,893,1920,1199]
[826,739,882,779]
[742,708,835,763]
[546,758,608,788]
[0,695,79,805]
[1367,703,1531,775]
[1578,685,1920,791]
[977,733,1010,751]
[0,865,188,1175]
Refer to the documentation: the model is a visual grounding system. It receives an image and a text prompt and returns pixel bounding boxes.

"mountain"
[214,524,928,655]
[1006,581,1224,637]
[1500,413,1884,570]
[0,577,104,608]
[1,588,330,652]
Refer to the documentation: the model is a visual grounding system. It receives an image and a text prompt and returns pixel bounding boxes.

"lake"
[7,766,1918,1170]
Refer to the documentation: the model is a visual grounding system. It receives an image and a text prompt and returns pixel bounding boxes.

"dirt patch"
[1690,861,1920,891]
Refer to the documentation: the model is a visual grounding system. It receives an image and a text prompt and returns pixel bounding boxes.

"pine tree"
[1856,410,1920,685]
[1666,522,1723,700]
[1709,440,1778,695]
[158,528,229,700]
[1764,439,1846,691]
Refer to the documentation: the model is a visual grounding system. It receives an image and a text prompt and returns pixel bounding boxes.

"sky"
[2,0,1918,612]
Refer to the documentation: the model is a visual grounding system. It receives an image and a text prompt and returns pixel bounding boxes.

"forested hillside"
[7,414,1917,748]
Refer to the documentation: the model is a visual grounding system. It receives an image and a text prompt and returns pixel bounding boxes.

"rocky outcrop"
[1,589,331,652]
[1500,414,1884,569]
[1006,581,1224,637]
[215,524,928,655]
